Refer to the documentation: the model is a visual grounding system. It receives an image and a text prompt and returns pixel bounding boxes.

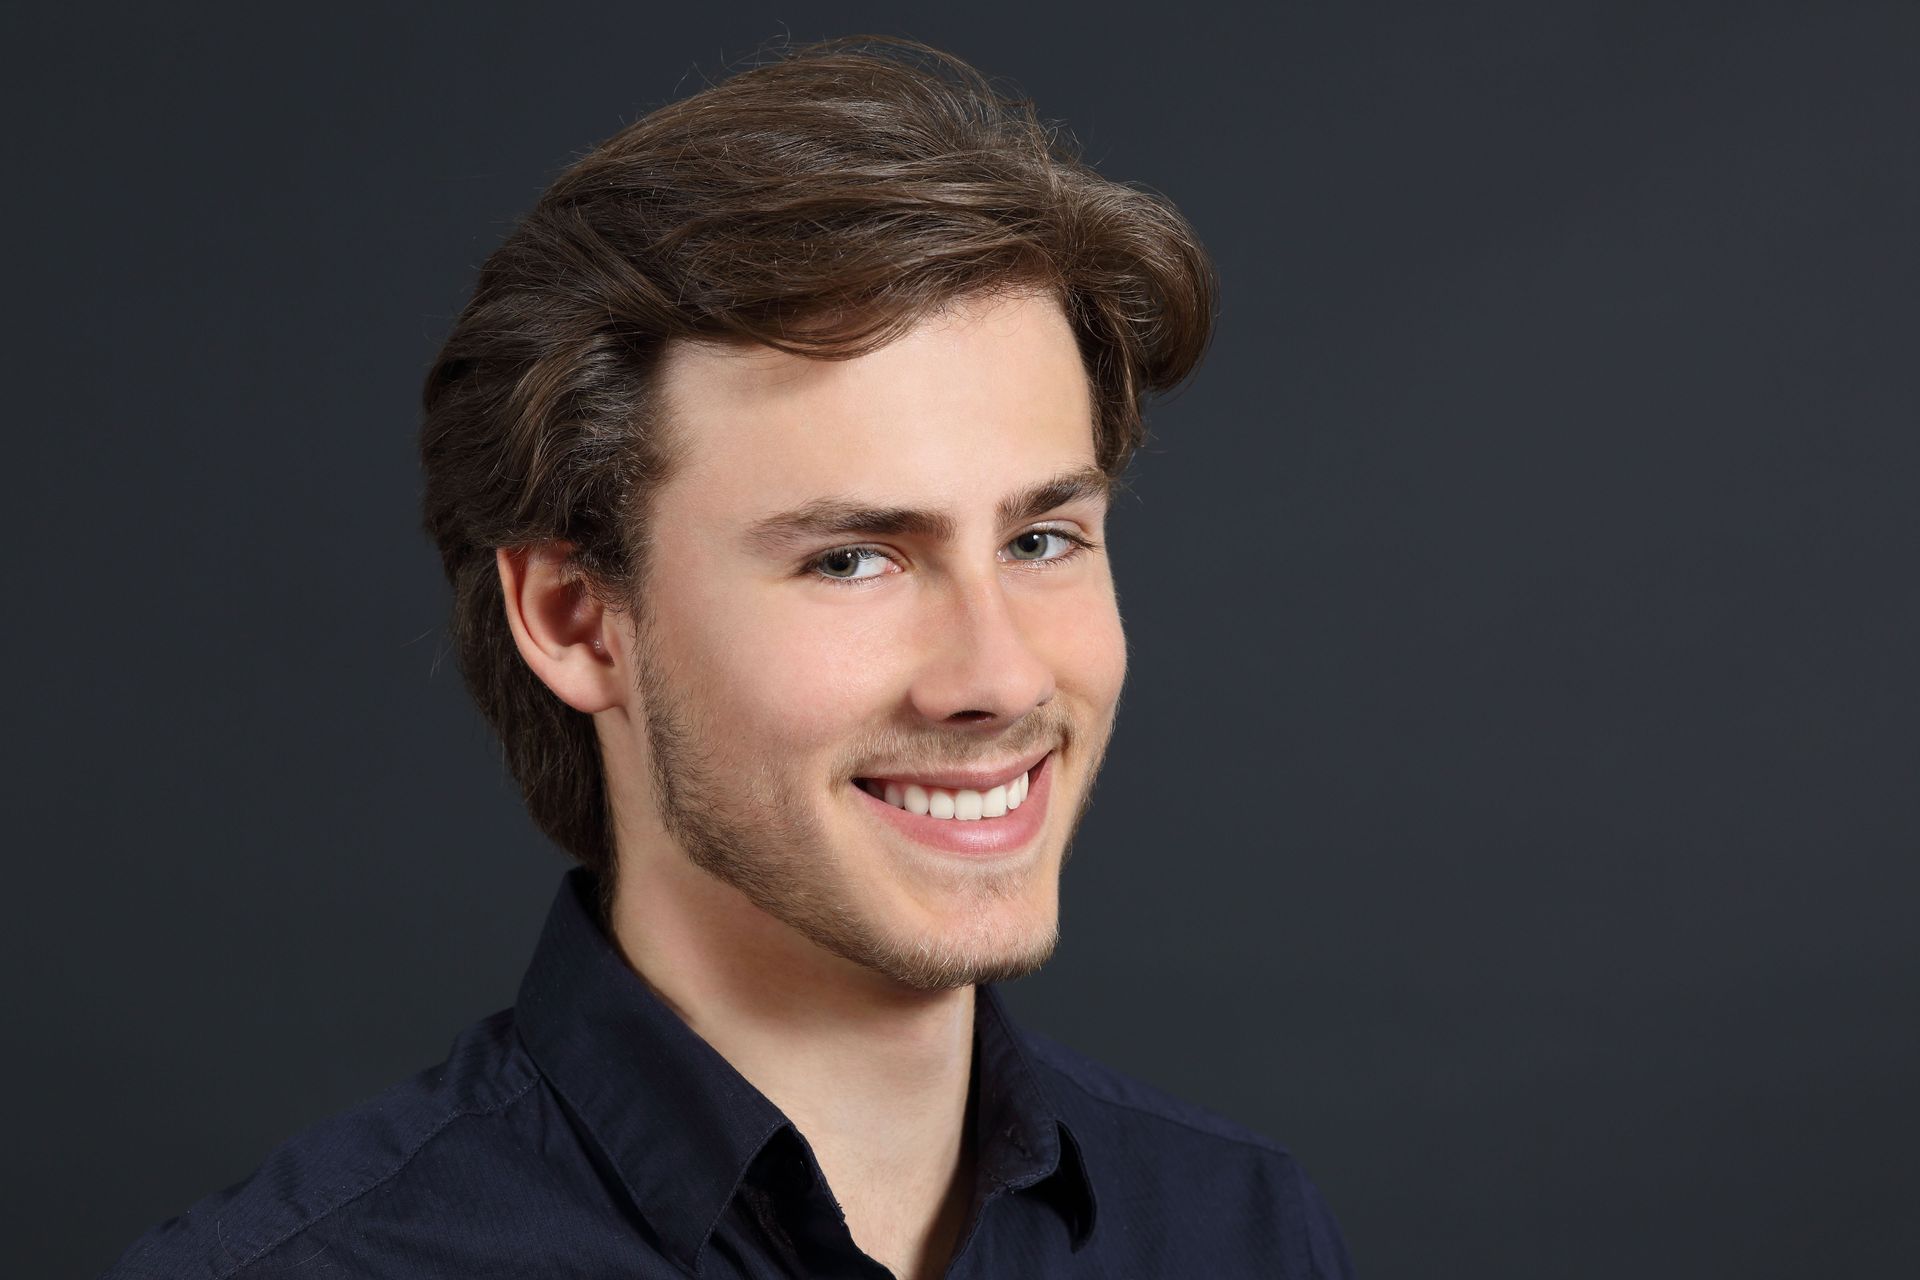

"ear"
[496,543,627,714]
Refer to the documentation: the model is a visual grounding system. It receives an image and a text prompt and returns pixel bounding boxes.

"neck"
[607,840,978,1278]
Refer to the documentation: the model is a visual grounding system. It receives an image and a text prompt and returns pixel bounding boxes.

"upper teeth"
[864,768,1032,820]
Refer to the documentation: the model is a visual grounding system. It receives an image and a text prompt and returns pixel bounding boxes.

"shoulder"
[102,1008,544,1280]
[1021,1022,1293,1155]
[1019,1026,1355,1278]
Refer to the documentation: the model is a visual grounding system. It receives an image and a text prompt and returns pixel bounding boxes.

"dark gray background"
[7,2,1917,1276]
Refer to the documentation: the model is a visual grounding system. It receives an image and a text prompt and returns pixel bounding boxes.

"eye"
[812,546,891,582]
[1005,529,1088,562]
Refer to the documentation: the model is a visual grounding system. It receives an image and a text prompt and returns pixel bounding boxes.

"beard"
[626,619,1113,992]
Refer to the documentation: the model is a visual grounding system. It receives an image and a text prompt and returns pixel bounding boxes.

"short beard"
[630,622,1105,991]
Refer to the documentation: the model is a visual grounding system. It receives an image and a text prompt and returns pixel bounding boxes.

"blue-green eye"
[1008,530,1072,561]
[814,547,889,581]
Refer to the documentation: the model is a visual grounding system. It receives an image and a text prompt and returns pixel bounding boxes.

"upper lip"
[857,746,1052,792]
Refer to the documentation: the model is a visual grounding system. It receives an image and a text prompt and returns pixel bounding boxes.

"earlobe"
[495,543,624,714]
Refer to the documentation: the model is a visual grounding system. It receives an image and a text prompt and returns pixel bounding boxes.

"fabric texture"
[104,868,1353,1278]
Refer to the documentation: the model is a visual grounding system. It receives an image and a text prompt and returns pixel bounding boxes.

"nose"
[907,566,1056,727]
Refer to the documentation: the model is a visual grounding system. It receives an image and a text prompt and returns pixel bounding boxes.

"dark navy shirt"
[105,868,1353,1278]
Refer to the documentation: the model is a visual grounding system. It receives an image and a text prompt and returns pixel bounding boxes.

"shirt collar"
[972,980,1100,1249]
[514,868,1098,1271]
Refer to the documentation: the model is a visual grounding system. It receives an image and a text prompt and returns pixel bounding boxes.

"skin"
[498,288,1128,1278]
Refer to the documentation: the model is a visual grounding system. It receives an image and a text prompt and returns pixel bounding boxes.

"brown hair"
[418,35,1216,887]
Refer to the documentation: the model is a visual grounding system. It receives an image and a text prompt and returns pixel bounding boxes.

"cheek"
[678,586,903,749]
[1042,577,1128,708]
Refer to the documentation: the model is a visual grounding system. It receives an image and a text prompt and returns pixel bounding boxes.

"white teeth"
[865,765,1037,819]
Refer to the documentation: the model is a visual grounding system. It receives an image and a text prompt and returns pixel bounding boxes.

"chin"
[863,894,1061,991]
[876,932,1059,992]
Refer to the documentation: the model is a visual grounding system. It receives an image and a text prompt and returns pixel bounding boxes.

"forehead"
[652,290,1098,524]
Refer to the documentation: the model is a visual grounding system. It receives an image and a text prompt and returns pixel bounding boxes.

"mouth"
[852,752,1041,819]
[849,750,1055,857]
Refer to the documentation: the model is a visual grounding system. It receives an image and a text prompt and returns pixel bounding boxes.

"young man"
[107,37,1353,1279]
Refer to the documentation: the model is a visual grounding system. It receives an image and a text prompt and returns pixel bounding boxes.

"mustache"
[843,716,1070,778]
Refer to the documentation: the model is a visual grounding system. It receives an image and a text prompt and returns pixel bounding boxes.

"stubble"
[629,622,1112,991]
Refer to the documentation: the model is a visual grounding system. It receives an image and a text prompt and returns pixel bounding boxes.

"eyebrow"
[742,464,1113,555]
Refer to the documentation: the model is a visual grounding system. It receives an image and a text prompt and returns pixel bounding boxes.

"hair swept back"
[418,35,1217,893]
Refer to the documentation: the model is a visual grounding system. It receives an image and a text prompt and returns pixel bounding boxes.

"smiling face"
[606,288,1128,991]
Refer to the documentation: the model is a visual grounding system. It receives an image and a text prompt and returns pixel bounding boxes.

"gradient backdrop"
[8,3,1917,1276]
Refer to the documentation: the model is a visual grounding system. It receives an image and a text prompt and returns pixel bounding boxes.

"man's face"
[615,288,1127,990]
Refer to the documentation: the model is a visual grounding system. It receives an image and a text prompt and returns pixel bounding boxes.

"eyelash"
[802,527,1099,587]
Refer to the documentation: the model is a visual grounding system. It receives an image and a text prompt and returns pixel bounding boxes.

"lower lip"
[851,752,1055,856]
